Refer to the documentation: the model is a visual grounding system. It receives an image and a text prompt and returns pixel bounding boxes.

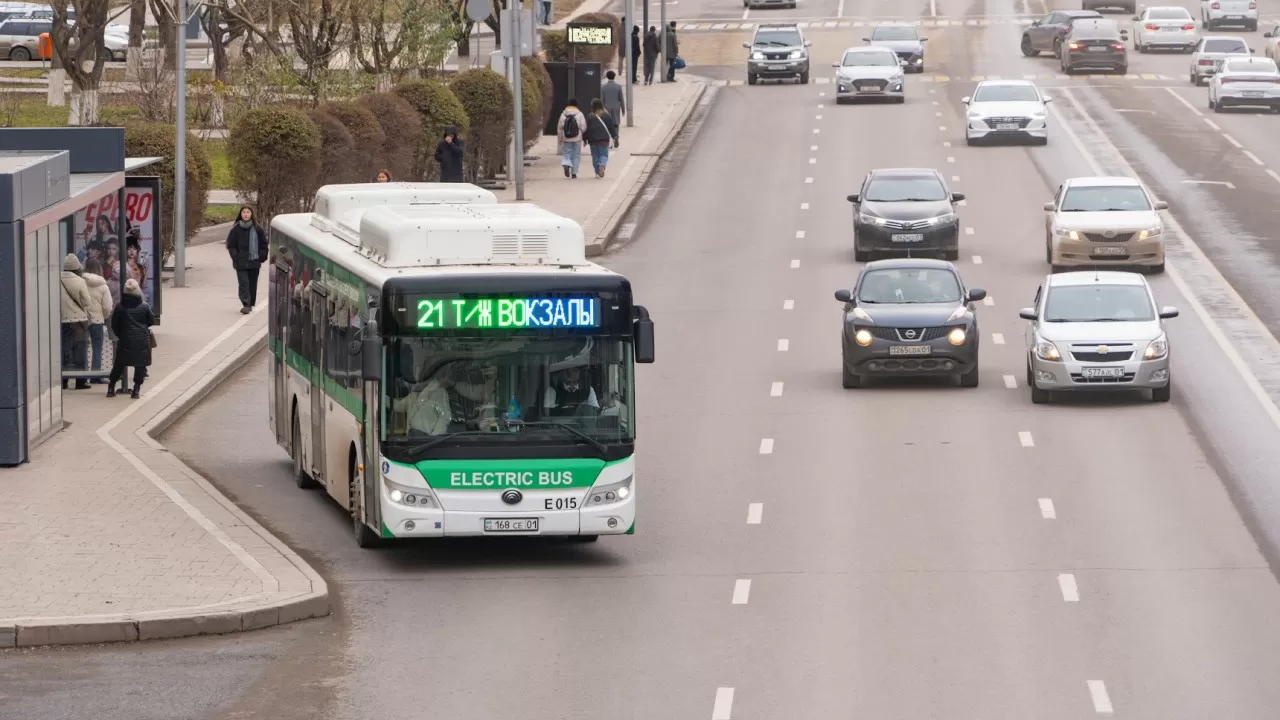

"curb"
[1,323,330,648]
[585,80,709,257]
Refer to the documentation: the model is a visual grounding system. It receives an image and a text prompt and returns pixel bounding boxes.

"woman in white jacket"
[60,254,94,390]
[83,258,113,384]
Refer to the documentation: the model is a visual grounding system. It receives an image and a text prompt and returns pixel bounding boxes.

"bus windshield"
[383,336,635,452]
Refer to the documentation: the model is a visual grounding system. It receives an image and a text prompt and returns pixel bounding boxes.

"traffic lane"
[1161,81,1280,170]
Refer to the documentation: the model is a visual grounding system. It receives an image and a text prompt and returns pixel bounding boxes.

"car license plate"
[1093,246,1127,255]
[1227,14,1243,19]
[484,517,540,532]
[1243,91,1265,97]
[1088,46,1107,52]
[1161,26,1179,31]
[889,345,931,356]
[995,122,1019,130]
[857,84,879,91]
[892,233,924,242]
[1082,367,1125,379]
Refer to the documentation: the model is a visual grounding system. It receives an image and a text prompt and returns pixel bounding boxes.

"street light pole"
[623,0,633,127]
[512,2,525,200]
[659,0,667,83]
[173,0,189,287]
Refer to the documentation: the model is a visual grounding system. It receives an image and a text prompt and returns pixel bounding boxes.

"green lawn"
[203,204,240,226]
[206,139,232,190]
[6,97,144,127]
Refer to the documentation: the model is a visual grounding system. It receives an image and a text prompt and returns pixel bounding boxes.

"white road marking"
[836,0,844,17]
[1203,117,1221,131]
[1003,374,1017,389]
[939,126,947,131]
[800,202,810,210]
[790,259,800,268]
[783,299,795,309]
[818,92,825,97]
[1088,680,1114,714]
[1162,86,1202,116]
[805,177,814,183]
[777,339,790,351]
[1058,573,1080,602]
[810,144,818,151]
[732,579,751,604]
[972,255,983,264]
[942,140,951,147]
[1019,431,1034,447]
[929,89,936,94]
[816,114,823,119]
[713,687,736,719]
[1039,497,1056,518]
[1268,169,1280,185]
[809,158,817,164]
[1244,150,1265,166]
[929,0,937,16]
[813,128,819,134]
[818,103,824,109]
[759,438,774,454]
[936,111,943,117]
[741,7,750,19]
[747,502,763,524]
[946,156,955,163]
[964,226,974,235]
[1182,179,1235,189]
[932,100,939,106]
[796,230,806,238]
[983,296,994,306]
[771,382,784,396]
[992,332,1005,344]
[1223,133,1243,148]
[951,175,960,181]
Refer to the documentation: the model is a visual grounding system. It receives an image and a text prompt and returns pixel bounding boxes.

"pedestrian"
[375,169,392,182]
[59,253,93,390]
[643,26,660,84]
[557,98,588,179]
[225,205,268,315]
[601,70,625,137]
[665,20,680,81]
[82,257,113,385]
[631,26,642,83]
[538,0,551,24]
[584,98,619,178]
[107,278,154,399]
[435,126,465,182]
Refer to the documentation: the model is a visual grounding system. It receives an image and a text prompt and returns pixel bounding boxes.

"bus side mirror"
[360,338,381,380]
[634,305,655,363]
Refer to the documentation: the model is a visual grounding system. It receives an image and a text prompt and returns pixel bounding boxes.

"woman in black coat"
[434,126,465,182]
[107,278,154,399]
[225,206,268,313]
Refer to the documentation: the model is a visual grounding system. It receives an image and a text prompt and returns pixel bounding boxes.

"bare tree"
[285,0,348,103]
[445,0,474,63]
[199,4,247,125]
[49,0,110,125]
[126,0,146,78]
[350,0,459,90]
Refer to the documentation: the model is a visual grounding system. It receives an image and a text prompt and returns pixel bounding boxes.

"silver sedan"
[832,46,906,104]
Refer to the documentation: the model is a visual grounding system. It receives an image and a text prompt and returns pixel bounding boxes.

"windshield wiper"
[880,197,943,202]
[1046,317,1127,322]
[390,429,495,456]
[510,421,609,456]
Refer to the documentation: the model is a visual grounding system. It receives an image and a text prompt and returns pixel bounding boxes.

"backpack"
[563,112,580,139]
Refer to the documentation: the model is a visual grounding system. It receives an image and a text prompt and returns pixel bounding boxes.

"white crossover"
[832,45,906,103]
[1133,6,1197,53]
[1202,0,1258,31]
[1209,56,1280,112]
[963,79,1050,145]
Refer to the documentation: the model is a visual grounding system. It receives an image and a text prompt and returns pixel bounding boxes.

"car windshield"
[972,85,1040,102]
[859,268,962,304]
[383,336,635,452]
[1204,38,1249,53]
[1227,59,1278,73]
[1044,285,1155,322]
[864,176,948,202]
[843,51,897,66]
[871,26,918,41]
[754,30,802,46]
[1147,8,1190,19]
[1060,185,1151,212]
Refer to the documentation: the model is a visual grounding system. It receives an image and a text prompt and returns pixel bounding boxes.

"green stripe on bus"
[273,336,365,418]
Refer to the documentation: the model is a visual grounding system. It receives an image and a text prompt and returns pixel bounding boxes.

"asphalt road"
[10,0,1280,717]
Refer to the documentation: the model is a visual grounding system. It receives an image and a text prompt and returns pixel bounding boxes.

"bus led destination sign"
[416,296,600,329]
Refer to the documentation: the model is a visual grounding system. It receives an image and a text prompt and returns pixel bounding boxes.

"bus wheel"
[292,410,318,489]
[569,535,599,543]
[350,451,382,548]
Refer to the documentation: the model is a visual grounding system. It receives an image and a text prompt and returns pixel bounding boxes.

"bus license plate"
[484,518,540,532]
[889,345,931,356]
[1093,246,1127,255]
[892,233,924,242]
[1082,367,1124,379]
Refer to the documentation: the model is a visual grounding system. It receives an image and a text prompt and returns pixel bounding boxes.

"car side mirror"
[1154,200,1169,210]
[359,338,381,381]
[1132,15,1140,20]
[1159,306,1179,319]
[1043,96,1053,102]
[831,61,840,67]
[1250,47,1256,53]
[961,95,971,103]
[1265,30,1274,38]
[1043,201,1055,211]
[967,288,987,303]
[1030,19,1040,26]
[847,193,860,203]
[804,40,812,47]
[742,42,751,48]
[834,289,852,303]
[633,305,655,363]
[951,192,966,202]
[1019,308,1037,321]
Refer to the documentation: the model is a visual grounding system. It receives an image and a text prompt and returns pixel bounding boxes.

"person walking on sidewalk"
[435,126,465,182]
[226,206,268,314]
[82,257,113,385]
[59,253,93,390]
[643,26,660,84]
[557,98,588,179]
[585,98,619,178]
[631,26,642,83]
[107,279,154,399]
[665,21,680,81]
[601,71,625,138]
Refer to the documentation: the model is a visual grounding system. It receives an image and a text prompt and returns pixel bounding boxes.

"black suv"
[1060,18,1129,74]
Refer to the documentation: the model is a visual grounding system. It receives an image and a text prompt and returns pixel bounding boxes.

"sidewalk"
[0,242,327,648]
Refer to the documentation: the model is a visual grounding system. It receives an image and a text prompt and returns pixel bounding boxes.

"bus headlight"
[854,329,873,346]
[587,475,633,506]
[384,477,439,508]
[947,328,967,345]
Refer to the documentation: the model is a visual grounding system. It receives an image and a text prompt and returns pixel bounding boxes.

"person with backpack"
[557,98,588,179]
[584,98,619,178]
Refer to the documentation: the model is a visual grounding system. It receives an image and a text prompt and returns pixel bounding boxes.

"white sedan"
[1209,56,1280,112]
[1190,36,1252,85]
[1201,0,1258,31]
[1133,6,1198,53]
[963,79,1050,145]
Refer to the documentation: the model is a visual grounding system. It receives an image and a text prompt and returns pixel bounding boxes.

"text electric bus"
[266,183,656,547]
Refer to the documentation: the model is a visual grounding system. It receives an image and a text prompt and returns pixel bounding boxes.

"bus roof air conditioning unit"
[359,204,589,268]
[310,182,498,246]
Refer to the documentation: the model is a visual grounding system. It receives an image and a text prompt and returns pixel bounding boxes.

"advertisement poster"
[71,178,163,320]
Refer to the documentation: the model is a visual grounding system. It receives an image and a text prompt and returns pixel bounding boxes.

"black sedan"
[835,258,986,388]
[848,168,964,262]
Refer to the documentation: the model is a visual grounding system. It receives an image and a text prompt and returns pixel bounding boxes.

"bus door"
[271,261,290,444]
[360,370,382,534]
[309,282,328,483]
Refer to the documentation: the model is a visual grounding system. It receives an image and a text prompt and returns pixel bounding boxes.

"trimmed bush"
[523,57,553,137]
[123,123,212,265]
[359,92,423,181]
[541,30,569,63]
[318,100,386,181]
[572,12,622,66]
[227,106,322,220]
[448,68,514,182]
[392,79,470,180]
[519,64,542,150]
[309,109,361,186]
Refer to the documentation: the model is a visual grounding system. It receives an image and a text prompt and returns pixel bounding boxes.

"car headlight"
[853,307,873,321]
[1137,225,1163,240]
[854,329,873,346]
[1144,334,1168,360]
[752,51,765,60]
[586,475,633,506]
[913,56,923,63]
[947,328,967,345]
[383,476,439,508]
[1034,338,1062,361]
[859,213,887,226]
[789,50,803,59]
[1053,227,1080,240]
[925,212,957,225]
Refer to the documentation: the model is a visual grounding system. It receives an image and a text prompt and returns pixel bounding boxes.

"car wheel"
[1213,99,1223,112]
[292,411,318,490]
[942,249,959,261]
[747,73,757,85]
[1150,262,1165,273]
[1053,38,1063,58]
[854,247,871,262]
[842,354,862,388]
[1046,240,1053,264]
[1190,71,1198,84]
[958,365,979,388]
[1184,44,1195,54]
[966,135,977,146]
[1021,36,1039,57]
[1208,95,1215,109]
[1035,136,1049,146]
[1248,21,1258,32]
[1030,380,1051,404]
[1151,381,1171,403]
[1118,64,1128,74]
[9,47,31,62]
[799,70,810,84]
[569,534,600,542]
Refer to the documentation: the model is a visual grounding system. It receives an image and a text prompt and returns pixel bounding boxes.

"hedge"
[448,68,514,182]
[523,57,553,139]
[519,64,542,150]
[227,106,322,220]
[392,79,470,180]
[309,109,361,186]
[123,124,211,265]
[359,92,422,182]
[318,101,386,181]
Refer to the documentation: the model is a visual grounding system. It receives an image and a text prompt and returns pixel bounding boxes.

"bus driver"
[543,366,599,416]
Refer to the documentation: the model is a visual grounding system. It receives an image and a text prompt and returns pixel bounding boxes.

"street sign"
[500,8,536,57]
[566,22,613,45]
[465,0,491,24]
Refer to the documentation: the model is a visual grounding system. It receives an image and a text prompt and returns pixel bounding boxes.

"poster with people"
[71,180,162,318]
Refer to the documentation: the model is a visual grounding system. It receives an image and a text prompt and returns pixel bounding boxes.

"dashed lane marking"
[1039,497,1056,518]
[777,339,790,351]
[796,230,806,239]
[759,438,774,454]
[1019,431,1035,447]
[732,579,751,604]
[771,381,784,396]
[992,332,1005,344]
[809,157,817,164]
[983,295,994,306]
[972,255,983,264]
[1244,150,1264,166]
[747,502,763,524]
[710,74,1176,86]
[1088,681,1114,714]
[964,227,974,234]
[800,202,810,210]
[1058,573,1080,602]
[713,688,735,719]
[783,299,795,309]
[790,259,800,268]
[805,177,814,183]
[1003,374,1018,389]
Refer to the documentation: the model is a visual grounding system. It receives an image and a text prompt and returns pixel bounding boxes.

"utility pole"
[623,0,633,127]
[659,0,668,83]
[173,0,193,287]
[512,1,525,200]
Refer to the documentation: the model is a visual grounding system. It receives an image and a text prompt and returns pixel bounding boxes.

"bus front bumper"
[380,495,636,538]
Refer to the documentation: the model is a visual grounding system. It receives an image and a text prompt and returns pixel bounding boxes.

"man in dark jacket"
[630,26,642,83]
[601,71,625,138]
[225,206,268,314]
[664,20,679,81]
[435,127,465,182]
[107,278,154,399]
[643,27,660,85]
